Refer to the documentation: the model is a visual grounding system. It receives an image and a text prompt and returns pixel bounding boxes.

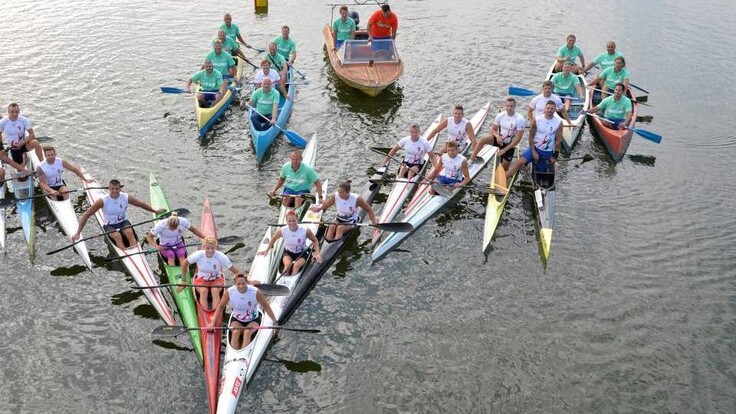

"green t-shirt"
[251,87,280,115]
[332,17,356,41]
[598,95,632,120]
[214,37,239,56]
[191,69,224,91]
[599,66,631,90]
[219,23,240,41]
[274,37,296,61]
[550,72,578,95]
[593,51,623,71]
[262,52,287,72]
[557,44,583,65]
[280,162,318,192]
[204,50,235,77]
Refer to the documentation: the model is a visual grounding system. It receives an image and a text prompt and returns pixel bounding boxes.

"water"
[1,0,736,412]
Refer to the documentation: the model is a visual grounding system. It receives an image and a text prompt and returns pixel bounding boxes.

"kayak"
[372,103,492,262]
[278,165,388,325]
[196,197,222,414]
[249,67,296,164]
[81,169,176,324]
[196,57,245,140]
[587,88,638,162]
[8,158,36,261]
[0,167,7,249]
[371,114,444,246]
[545,62,591,152]
[482,147,520,253]
[29,152,93,270]
[530,164,556,263]
[149,172,203,363]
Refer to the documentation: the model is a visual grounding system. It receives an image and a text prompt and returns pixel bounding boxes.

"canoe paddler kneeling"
[37,146,93,201]
[208,273,277,349]
[73,179,165,250]
[311,180,377,241]
[469,98,525,168]
[426,105,477,154]
[425,141,471,195]
[268,149,323,208]
[145,211,207,266]
[186,59,227,107]
[586,83,633,130]
[178,236,242,310]
[214,29,247,62]
[259,210,322,275]
[205,40,237,82]
[383,122,437,179]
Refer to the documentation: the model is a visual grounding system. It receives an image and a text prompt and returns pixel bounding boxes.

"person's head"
[213,39,223,54]
[381,4,391,16]
[445,141,458,157]
[505,97,517,114]
[234,273,248,291]
[217,30,227,42]
[281,25,290,38]
[7,103,20,120]
[544,100,556,118]
[223,13,232,26]
[260,59,271,72]
[566,34,576,47]
[613,83,625,98]
[203,59,214,73]
[542,80,553,96]
[285,209,298,229]
[262,77,273,91]
[452,105,464,122]
[43,146,57,163]
[203,236,218,256]
[606,41,616,53]
[268,42,277,54]
[289,150,303,170]
[337,180,352,198]
[167,211,180,230]
[339,5,348,18]
[409,122,420,141]
[562,61,572,74]
[108,179,122,197]
[614,56,626,70]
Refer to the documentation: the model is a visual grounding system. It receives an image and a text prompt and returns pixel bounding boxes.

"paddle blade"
[152,325,187,338]
[160,86,186,94]
[373,222,414,233]
[284,130,307,148]
[494,163,507,191]
[217,235,244,245]
[508,86,537,97]
[162,208,191,219]
[257,283,290,296]
[632,128,662,144]
[431,183,455,198]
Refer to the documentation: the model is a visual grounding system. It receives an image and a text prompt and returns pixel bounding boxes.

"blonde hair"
[203,236,218,247]
[167,211,180,228]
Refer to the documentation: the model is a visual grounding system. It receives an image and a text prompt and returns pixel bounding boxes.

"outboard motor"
[349,10,360,28]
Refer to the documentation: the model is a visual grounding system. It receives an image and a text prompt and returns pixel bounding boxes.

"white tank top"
[446,117,469,148]
[228,285,259,322]
[40,157,64,187]
[494,112,526,144]
[102,193,128,225]
[150,217,191,245]
[282,225,307,254]
[398,136,432,164]
[335,192,359,221]
[440,153,465,179]
[533,116,562,152]
[187,250,233,281]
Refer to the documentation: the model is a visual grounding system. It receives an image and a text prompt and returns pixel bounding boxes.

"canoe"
[587,87,638,162]
[196,197,221,414]
[81,169,176,324]
[278,165,388,325]
[8,158,36,261]
[0,168,7,249]
[481,147,520,253]
[371,114,444,246]
[29,153,93,269]
[148,172,203,363]
[545,63,591,152]
[322,24,403,97]
[249,67,296,164]
[196,57,245,140]
[372,103,492,262]
[530,164,556,263]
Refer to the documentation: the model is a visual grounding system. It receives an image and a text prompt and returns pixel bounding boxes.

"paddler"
[268,149,323,208]
[554,34,585,74]
[186,60,227,107]
[586,83,633,130]
[220,13,253,50]
[583,41,623,73]
[214,29,247,62]
[145,211,207,267]
[37,146,92,201]
[254,59,288,99]
[426,105,477,154]
[590,56,630,98]
[73,179,165,250]
[383,122,437,179]
[311,180,377,241]
[262,42,288,91]
[208,273,277,349]
[469,98,525,169]
[245,77,280,132]
[258,210,322,276]
[528,81,572,125]
[274,25,297,65]
[425,141,471,195]
[179,236,242,310]
[0,103,44,167]
[204,40,237,80]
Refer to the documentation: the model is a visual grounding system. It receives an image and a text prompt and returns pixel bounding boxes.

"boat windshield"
[338,39,399,64]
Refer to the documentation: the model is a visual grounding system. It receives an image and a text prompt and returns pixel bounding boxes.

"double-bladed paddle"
[46,208,190,255]
[266,192,316,201]
[269,220,413,233]
[243,103,307,148]
[104,235,243,262]
[0,187,123,208]
[286,62,309,83]
[160,86,241,95]
[237,41,266,54]
[152,324,320,338]
[134,282,289,296]
[0,171,36,185]
[585,113,662,144]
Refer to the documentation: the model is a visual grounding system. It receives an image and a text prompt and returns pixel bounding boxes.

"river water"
[1,0,735,413]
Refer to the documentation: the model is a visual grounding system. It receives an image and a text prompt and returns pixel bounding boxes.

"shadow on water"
[50,264,89,277]
[152,339,192,353]
[265,357,322,373]
[627,154,656,166]
[111,289,143,306]
[133,303,164,320]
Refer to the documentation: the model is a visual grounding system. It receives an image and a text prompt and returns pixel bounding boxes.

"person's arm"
[209,289,231,329]
[427,118,448,142]
[61,159,92,183]
[578,52,586,71]
[384,143,402,165]
[279,80,288,98]
[258,229,283,256]
[36,166,53,195]
[312,194,335,212]
[186,75,196,93]
[26,126,36,142]
[128,194,165,214]
[188,224,207,240]
[313,179,324,203]
[529,119,538,161]
[425,158,443,181]
[508,128,524,149]
[271,98,278,124]
[306,228,321,262]
[552,126,563,162]
[269,176,286,196]
[527,101,535,122]
[392,14,398,39]
[227,263,242,278]
[356,196,377,224]
[560,106,573,125]
[0,151,25,172]
[331,21,338,46]
[178,257,191,291]
[255,289,277,322]
[73,199,103,240]
[236,33,249,48]
[624,108,633,129]
[145,230,159,250]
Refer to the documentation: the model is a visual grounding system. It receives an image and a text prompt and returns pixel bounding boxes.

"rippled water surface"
[2,0,736,413]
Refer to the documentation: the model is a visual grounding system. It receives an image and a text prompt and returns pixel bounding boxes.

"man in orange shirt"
[367,4,398,57]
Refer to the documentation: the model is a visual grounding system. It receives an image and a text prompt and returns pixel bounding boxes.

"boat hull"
[249,68,296,164]
[482,148,520,252]
[545,63,591,152]
[196,57,245,139]
[530,165,556,263]
[587,88,638,162]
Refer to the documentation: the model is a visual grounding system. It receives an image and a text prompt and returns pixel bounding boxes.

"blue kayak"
[248,68,295,163]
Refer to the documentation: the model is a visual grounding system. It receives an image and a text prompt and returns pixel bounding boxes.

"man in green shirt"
[550,62,583,112]
[592,57,631,97]
[584,41,623,73]
[554,34,585,74]
[274,25,297,65]
[331,5,356,50]
[588,83,633,130]
[186,60,226,107]
[263,42,288,90]
[220,13,253,48]
[246,77,280,131]
[214,30,247,61]
[204,41,236,80]
[268,150,323,208]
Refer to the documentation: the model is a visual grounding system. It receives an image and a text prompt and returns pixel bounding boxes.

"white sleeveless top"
[335,192,359,221]
[40,157,64,187]
[440,153,465,179]
[398,136,433,164]
[187,250,233,281]
[102,193,128,225]
[149,217,191,245]
[282,225,307,254]
[533,116,562,152]
[493,112,526,144]
[446,117,469,148]
[228,285,259,322]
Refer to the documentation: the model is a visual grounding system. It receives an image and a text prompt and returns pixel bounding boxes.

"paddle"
[0,171,36,185]
[46,208,190,255]
[588,87,650,104]
[266,192,316,201]
[368,146,393,154]
[244,103,307,148]
[367,146,436,184]
[629,83,649,95]
[104,236,243,262]
[0,186,124,207]
[134,283,289,296]
[508,86,538,97]
[271,221,413,233]
[286,62,309,83]
[152,324,321,338]
[237,41,266,54]
[558,154,594,163]
[160,86,241,95]
[586,113,662,143]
